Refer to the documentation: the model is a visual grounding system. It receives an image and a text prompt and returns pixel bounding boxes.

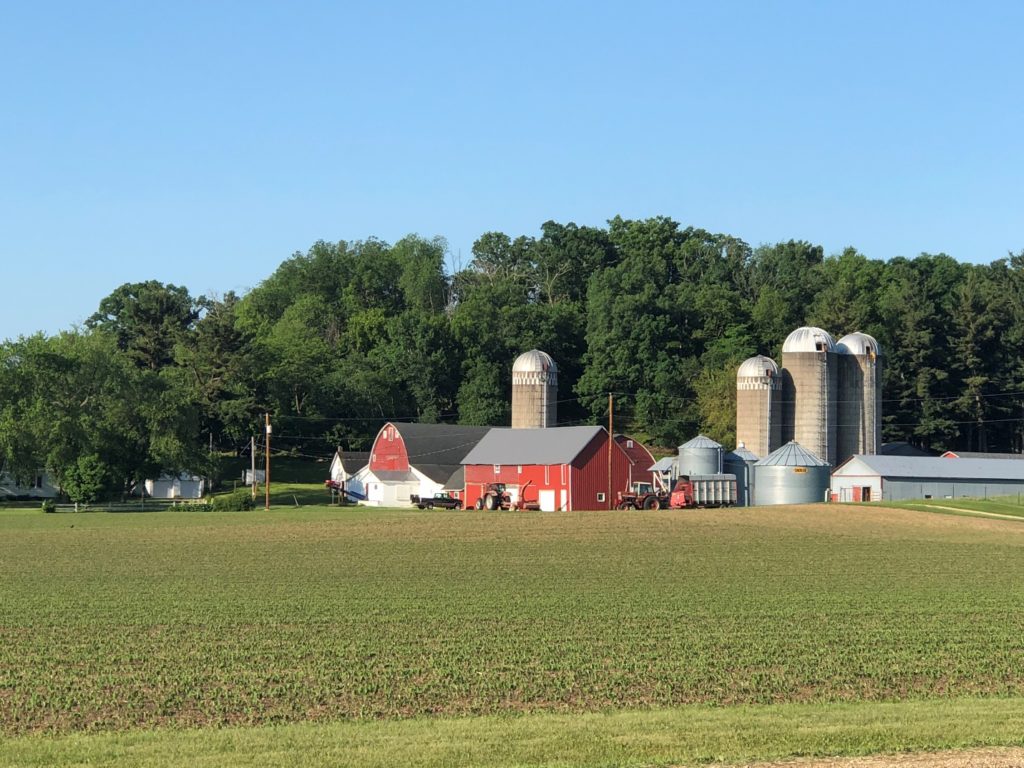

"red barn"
[615,434,656,490]
[362,422,490,506]
[461,426,636,511]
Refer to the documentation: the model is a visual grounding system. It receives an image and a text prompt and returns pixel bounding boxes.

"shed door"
[538,490,556,512]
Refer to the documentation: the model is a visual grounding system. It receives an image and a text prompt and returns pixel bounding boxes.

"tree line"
[2,216,1023,499]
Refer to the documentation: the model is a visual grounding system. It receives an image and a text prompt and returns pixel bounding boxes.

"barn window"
[544,466,550,484]
[517,465,522,474]
[560,465,567,485]
[372,453,376,462]
[596,492,606,503]
[494,464,501,474]
[388,428,394,441]
[626,440,634,449]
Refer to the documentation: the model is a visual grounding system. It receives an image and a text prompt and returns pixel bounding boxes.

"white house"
[328,450,370,500]
[144,473,206,499]
[0,467,59,499]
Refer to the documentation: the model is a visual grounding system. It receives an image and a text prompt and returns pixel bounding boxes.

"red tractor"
[616,482,670,510]
[473,481,540,511]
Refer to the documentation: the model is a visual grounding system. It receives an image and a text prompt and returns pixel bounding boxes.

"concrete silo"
[781,326,838,466]
[736,355,782,458]
[752,441,831,506]
[511,350,558,428]
[677,435,723,476]
[835,332,882,465]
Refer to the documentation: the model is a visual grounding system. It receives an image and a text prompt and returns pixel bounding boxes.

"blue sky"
[2,1,1021,339]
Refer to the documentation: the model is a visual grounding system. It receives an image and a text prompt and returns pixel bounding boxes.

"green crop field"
[3,503,1024,766]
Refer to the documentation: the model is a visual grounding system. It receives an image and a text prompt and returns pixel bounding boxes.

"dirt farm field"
[3,503,1024,765]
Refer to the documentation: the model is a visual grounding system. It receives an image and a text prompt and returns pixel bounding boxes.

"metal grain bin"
[724,444,760,507]
[678,435,723,476]
[753,441,831,506]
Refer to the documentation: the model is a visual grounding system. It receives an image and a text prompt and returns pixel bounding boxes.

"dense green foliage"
[2,218,1023,495]
[3,504,1024,735]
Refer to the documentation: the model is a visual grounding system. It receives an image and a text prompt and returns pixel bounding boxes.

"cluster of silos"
[736,327,882,469]
[736,327,883,505]
[511,349,559,428]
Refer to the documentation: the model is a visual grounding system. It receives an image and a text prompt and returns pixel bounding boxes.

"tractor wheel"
[474,497,484,510]
[643,496,661,510]
[484,493,498,510]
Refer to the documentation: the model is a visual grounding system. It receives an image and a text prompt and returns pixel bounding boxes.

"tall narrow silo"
[781,327,838,466]
[511,350,558,428]
[835,332,882,465]
[736,355,783,458]
[677,435,723,476]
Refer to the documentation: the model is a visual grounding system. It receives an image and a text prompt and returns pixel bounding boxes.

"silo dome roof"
[755,441,829,467]
[737,354,780,378]
[512,349,557,374]
[836,332,881,357]
[782,326,836,354]
[678,434,722,451]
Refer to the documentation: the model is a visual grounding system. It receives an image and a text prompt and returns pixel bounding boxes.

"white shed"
[144,473,206,499]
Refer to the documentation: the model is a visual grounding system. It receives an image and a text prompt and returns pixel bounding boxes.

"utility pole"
[607,393,613,510]
[264,413,272,510]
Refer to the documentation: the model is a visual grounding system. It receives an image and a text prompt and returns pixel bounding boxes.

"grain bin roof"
[782,326,836,353]
[755,441,829,467]
[838,455,1024,481]
[679,435,722,450]
[649,456,676,472]
[462,426,603,465]
[725,445,760,462]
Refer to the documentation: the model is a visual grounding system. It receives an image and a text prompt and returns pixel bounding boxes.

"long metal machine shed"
[832,455,1024,502]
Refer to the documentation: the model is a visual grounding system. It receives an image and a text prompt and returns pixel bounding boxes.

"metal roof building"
[462,426,637,511]
[832,455,1024,503]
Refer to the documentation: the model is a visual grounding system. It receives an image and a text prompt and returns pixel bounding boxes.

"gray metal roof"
[725,446,759,462]
[836,455,1024,481]
[679,434,722,451]
[755,441,829,467]
[942,451,1024,460]
[649,457,676,472]
[369,469,418,482]
[442,466,464,490]
[462,426,604,466]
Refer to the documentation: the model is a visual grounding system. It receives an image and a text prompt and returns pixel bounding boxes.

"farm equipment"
[617,475,737,509]
[474,481,540,511]
[616,482,670,510]
[669,474,737,508]
[324,478,366,503]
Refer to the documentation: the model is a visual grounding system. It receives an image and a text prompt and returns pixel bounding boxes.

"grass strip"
[6,698,1024,768]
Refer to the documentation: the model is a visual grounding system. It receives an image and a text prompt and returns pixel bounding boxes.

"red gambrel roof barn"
[362,422,490,507]
[461,426,636,511]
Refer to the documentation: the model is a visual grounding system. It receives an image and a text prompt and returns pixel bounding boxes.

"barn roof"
[462,426,604,466]
[380,422,491,483]
[442,466,464,490]
[835,455,1024,481]
[941,450,1024,460]
[333,450,370,474]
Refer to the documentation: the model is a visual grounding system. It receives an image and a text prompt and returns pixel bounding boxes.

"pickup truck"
[410,492,462,510]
